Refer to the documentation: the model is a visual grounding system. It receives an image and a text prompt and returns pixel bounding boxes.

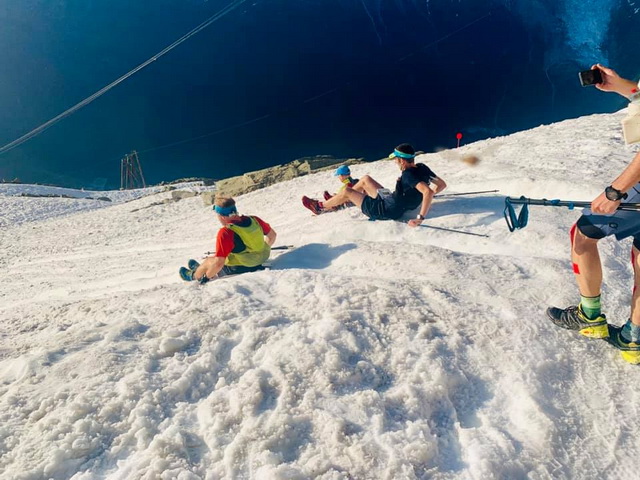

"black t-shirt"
[390,163,437,214]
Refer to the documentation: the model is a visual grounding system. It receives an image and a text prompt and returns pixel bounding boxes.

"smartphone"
[579,69,603,87]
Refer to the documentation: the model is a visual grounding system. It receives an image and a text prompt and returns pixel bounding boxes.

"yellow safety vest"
[225,217,271,267]
[338,176,356,191]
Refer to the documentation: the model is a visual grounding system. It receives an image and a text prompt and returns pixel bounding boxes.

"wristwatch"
[605,185,628,201]
[416,214,425,220]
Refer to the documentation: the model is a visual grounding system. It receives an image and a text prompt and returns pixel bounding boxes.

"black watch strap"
[605,185,628,201]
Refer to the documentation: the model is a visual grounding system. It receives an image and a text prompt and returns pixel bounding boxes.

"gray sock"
[621,320,640,343]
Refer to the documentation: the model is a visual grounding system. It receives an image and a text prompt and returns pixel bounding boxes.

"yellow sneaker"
[603,325,640,365]
[546,305,609,339]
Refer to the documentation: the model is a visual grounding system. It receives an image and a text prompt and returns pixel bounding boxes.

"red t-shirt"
[215,216,271,258]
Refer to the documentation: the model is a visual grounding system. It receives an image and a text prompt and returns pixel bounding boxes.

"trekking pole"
[272,245,295,250]
[435,189,499,198]
[419,224,489,238]
[204,244,294,256]
[504,196,640,232]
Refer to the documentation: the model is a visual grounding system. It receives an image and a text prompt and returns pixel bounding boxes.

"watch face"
[605,186,622,201]
[605,188,615,201]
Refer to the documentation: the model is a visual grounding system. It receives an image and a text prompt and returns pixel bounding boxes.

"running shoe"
[546,304,609,338]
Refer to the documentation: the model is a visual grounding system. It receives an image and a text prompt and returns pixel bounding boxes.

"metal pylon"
[120,151,146,190]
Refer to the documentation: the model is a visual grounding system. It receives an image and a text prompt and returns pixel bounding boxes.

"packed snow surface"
[2,112,640,479]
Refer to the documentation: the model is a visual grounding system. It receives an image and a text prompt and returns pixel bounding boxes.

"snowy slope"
[0,182,211,229]
[2,111,640,479]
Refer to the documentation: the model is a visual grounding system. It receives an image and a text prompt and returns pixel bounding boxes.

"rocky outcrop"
[170,190,198,201]
[203,155,364,205]
[160,177,217,186]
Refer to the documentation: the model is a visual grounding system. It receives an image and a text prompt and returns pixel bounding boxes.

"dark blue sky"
[0,0,636,189]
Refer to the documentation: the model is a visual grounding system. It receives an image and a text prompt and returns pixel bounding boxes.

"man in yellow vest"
[180,195,276,283]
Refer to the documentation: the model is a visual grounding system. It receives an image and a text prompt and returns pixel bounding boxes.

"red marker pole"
[456,132,463,148]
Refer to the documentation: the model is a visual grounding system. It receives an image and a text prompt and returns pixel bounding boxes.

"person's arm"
[197,228,232,280]
[407,181,434,227]
[203,256,226,279]
[254,216,277,246]
[591,151,640,214]
[593,64,638,98]
[266,228,277,246]
[431,176,447,194]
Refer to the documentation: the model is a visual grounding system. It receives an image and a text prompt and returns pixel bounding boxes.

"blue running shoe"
[188,259,200,270]
[179,266,196,282]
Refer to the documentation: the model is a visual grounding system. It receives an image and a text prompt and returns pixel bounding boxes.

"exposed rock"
[171,190,199,201]
[159,177,217,186]
[205,155,364,205]
[201,191,216,206]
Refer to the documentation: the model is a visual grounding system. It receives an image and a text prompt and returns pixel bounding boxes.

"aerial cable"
[0,0,249,157]
[395,10,492,64]
[136,8,494,155]
[139,113,274,154]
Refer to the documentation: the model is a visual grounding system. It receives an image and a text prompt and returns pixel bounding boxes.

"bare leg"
[323,187,366,209]
[194,256,224,281]
[351,175,384,197]
[571,226,602,297]
[631,246,640,325]
[323,175,384,209]
[194,260,212,280]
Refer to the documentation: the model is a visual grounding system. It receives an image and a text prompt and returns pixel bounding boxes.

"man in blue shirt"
[302,143,446,226]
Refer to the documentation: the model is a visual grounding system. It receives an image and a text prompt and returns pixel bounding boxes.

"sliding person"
[323,164,359,202]
[302,143,446,226]
[322,164,360,209]
[180,195,276,283]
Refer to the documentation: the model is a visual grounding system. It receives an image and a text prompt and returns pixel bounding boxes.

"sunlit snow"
[2,110,640,479]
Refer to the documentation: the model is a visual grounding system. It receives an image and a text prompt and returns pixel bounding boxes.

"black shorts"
[576,184,640,247]
[577,212,640,247]
[218,264,266,277]
[361,195,402,220]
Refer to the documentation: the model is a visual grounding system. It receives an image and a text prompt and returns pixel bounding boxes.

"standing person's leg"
[547,219,609,337]
[619,242,640,346]
[607,242,640,363]
[571,224,603,295]
[630,243,640,325]
[571,223,604,319]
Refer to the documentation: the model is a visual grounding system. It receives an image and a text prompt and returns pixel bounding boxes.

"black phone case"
[579,70,603,87]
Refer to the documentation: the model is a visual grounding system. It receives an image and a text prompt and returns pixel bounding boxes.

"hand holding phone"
[579,69,603,87]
